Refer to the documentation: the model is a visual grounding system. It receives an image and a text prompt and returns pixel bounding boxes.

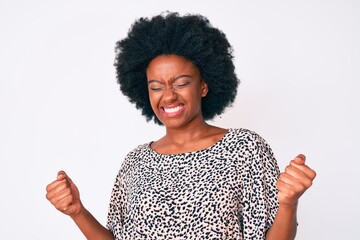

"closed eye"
[148,80,164,91]
[150,86,163,91]
[147,77,192,91]
[173,81,190,89]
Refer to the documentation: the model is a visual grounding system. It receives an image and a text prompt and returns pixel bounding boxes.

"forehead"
[146,54,200,80]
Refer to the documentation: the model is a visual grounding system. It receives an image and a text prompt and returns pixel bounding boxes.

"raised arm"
[266,154,316,240]
[46,171,114,240]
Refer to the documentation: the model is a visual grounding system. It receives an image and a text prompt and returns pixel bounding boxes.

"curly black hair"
[114,12,239,124]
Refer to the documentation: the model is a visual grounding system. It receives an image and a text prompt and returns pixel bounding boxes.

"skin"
[45,54,316,240]
[146,54,227,154]
[46,171,114,240]
[266,154,316,239]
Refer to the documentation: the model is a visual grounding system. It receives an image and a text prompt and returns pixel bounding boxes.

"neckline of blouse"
[146,128,234,157]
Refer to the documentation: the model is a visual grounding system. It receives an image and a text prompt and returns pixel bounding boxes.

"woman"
[46,12,316,239]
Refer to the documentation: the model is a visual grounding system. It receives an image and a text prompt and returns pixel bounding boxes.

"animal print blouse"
[107,128,279,239]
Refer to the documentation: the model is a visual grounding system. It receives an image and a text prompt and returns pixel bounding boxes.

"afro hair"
[114,12,239,124]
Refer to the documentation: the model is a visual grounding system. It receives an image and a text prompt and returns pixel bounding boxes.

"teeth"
[163,106,182,113]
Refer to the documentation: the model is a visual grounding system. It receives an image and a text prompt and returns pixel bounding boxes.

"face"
[146,54,208,129]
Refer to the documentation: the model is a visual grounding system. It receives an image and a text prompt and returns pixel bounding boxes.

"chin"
[160,118,188,129]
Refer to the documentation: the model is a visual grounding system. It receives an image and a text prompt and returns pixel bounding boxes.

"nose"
[162,87,177,103]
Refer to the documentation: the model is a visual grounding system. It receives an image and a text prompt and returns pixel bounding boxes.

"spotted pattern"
[107,128,279,239]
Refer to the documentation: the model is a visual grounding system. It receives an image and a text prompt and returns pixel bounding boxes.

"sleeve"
[106,168,126,237]
[241,132,280,239]
[106,144,144,237]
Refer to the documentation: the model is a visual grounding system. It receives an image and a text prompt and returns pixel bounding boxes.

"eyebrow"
[147,75,192,84]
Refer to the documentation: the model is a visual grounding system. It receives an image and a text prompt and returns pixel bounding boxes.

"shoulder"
[119,143,150,172]
[228,129,279,179]
[228,128,269,145]
[125,143,150,158]
[227,128,275,161]
[112,143,150,186]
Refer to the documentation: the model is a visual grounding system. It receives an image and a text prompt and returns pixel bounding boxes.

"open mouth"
[161,104,185,117]
[163,105,183,113]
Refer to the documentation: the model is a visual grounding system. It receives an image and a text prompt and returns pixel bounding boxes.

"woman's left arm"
[266,154,317,240]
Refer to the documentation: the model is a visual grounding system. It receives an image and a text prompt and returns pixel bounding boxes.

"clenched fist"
[46,171,83,217]
[277,154,317,206]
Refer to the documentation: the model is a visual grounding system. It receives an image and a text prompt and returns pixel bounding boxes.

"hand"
[46,171,82,217]
[277,154,317,206]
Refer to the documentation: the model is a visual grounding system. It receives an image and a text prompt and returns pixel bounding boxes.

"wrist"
[277,201,298,223]
[278,200,298,209]
[70,203,86,221]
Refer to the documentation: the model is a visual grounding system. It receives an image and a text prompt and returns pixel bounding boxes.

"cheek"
[189,88,203,102]
[148,92,160,110]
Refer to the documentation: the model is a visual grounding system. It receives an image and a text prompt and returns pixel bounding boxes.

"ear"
[201,80,208,97]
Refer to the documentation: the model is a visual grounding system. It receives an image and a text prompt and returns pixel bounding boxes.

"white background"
[1,0,359,239]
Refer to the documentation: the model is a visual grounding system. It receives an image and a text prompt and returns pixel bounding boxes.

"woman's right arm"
[46,171,114,240]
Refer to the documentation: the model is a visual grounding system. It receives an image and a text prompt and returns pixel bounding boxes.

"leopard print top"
[107,128,279,239]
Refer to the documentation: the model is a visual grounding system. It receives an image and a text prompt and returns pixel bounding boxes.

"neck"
[164,120,211,144]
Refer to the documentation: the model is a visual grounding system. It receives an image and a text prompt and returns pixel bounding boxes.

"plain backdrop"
[1,0,359,239]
